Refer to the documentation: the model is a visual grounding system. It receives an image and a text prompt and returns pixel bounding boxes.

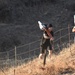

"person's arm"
[44,28,52,38]
[44,28,54,40]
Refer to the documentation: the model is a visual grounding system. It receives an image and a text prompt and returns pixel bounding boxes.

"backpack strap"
[44,28,53,39]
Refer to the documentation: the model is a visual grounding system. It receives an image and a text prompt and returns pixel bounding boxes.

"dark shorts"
[40,38,52,54]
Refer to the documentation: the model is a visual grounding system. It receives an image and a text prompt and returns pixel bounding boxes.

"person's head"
[47,24,53,31]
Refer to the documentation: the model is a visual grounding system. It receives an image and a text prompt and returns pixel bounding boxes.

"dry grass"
[0,44,75,75]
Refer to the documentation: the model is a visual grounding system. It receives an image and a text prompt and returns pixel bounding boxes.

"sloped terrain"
[0,44,75,75]
[0,0,75,75]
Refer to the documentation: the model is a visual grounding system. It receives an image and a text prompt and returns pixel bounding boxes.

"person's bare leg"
[48,50,52,58]
[39,53,44,59]
[39,49,46,59]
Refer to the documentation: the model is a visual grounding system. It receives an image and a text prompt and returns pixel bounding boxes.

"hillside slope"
[0,44,75,75]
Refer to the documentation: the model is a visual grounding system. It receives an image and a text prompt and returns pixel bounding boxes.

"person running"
[38,21,54,59]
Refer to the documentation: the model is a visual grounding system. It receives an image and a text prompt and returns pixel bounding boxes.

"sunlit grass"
[0,44,75,75]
